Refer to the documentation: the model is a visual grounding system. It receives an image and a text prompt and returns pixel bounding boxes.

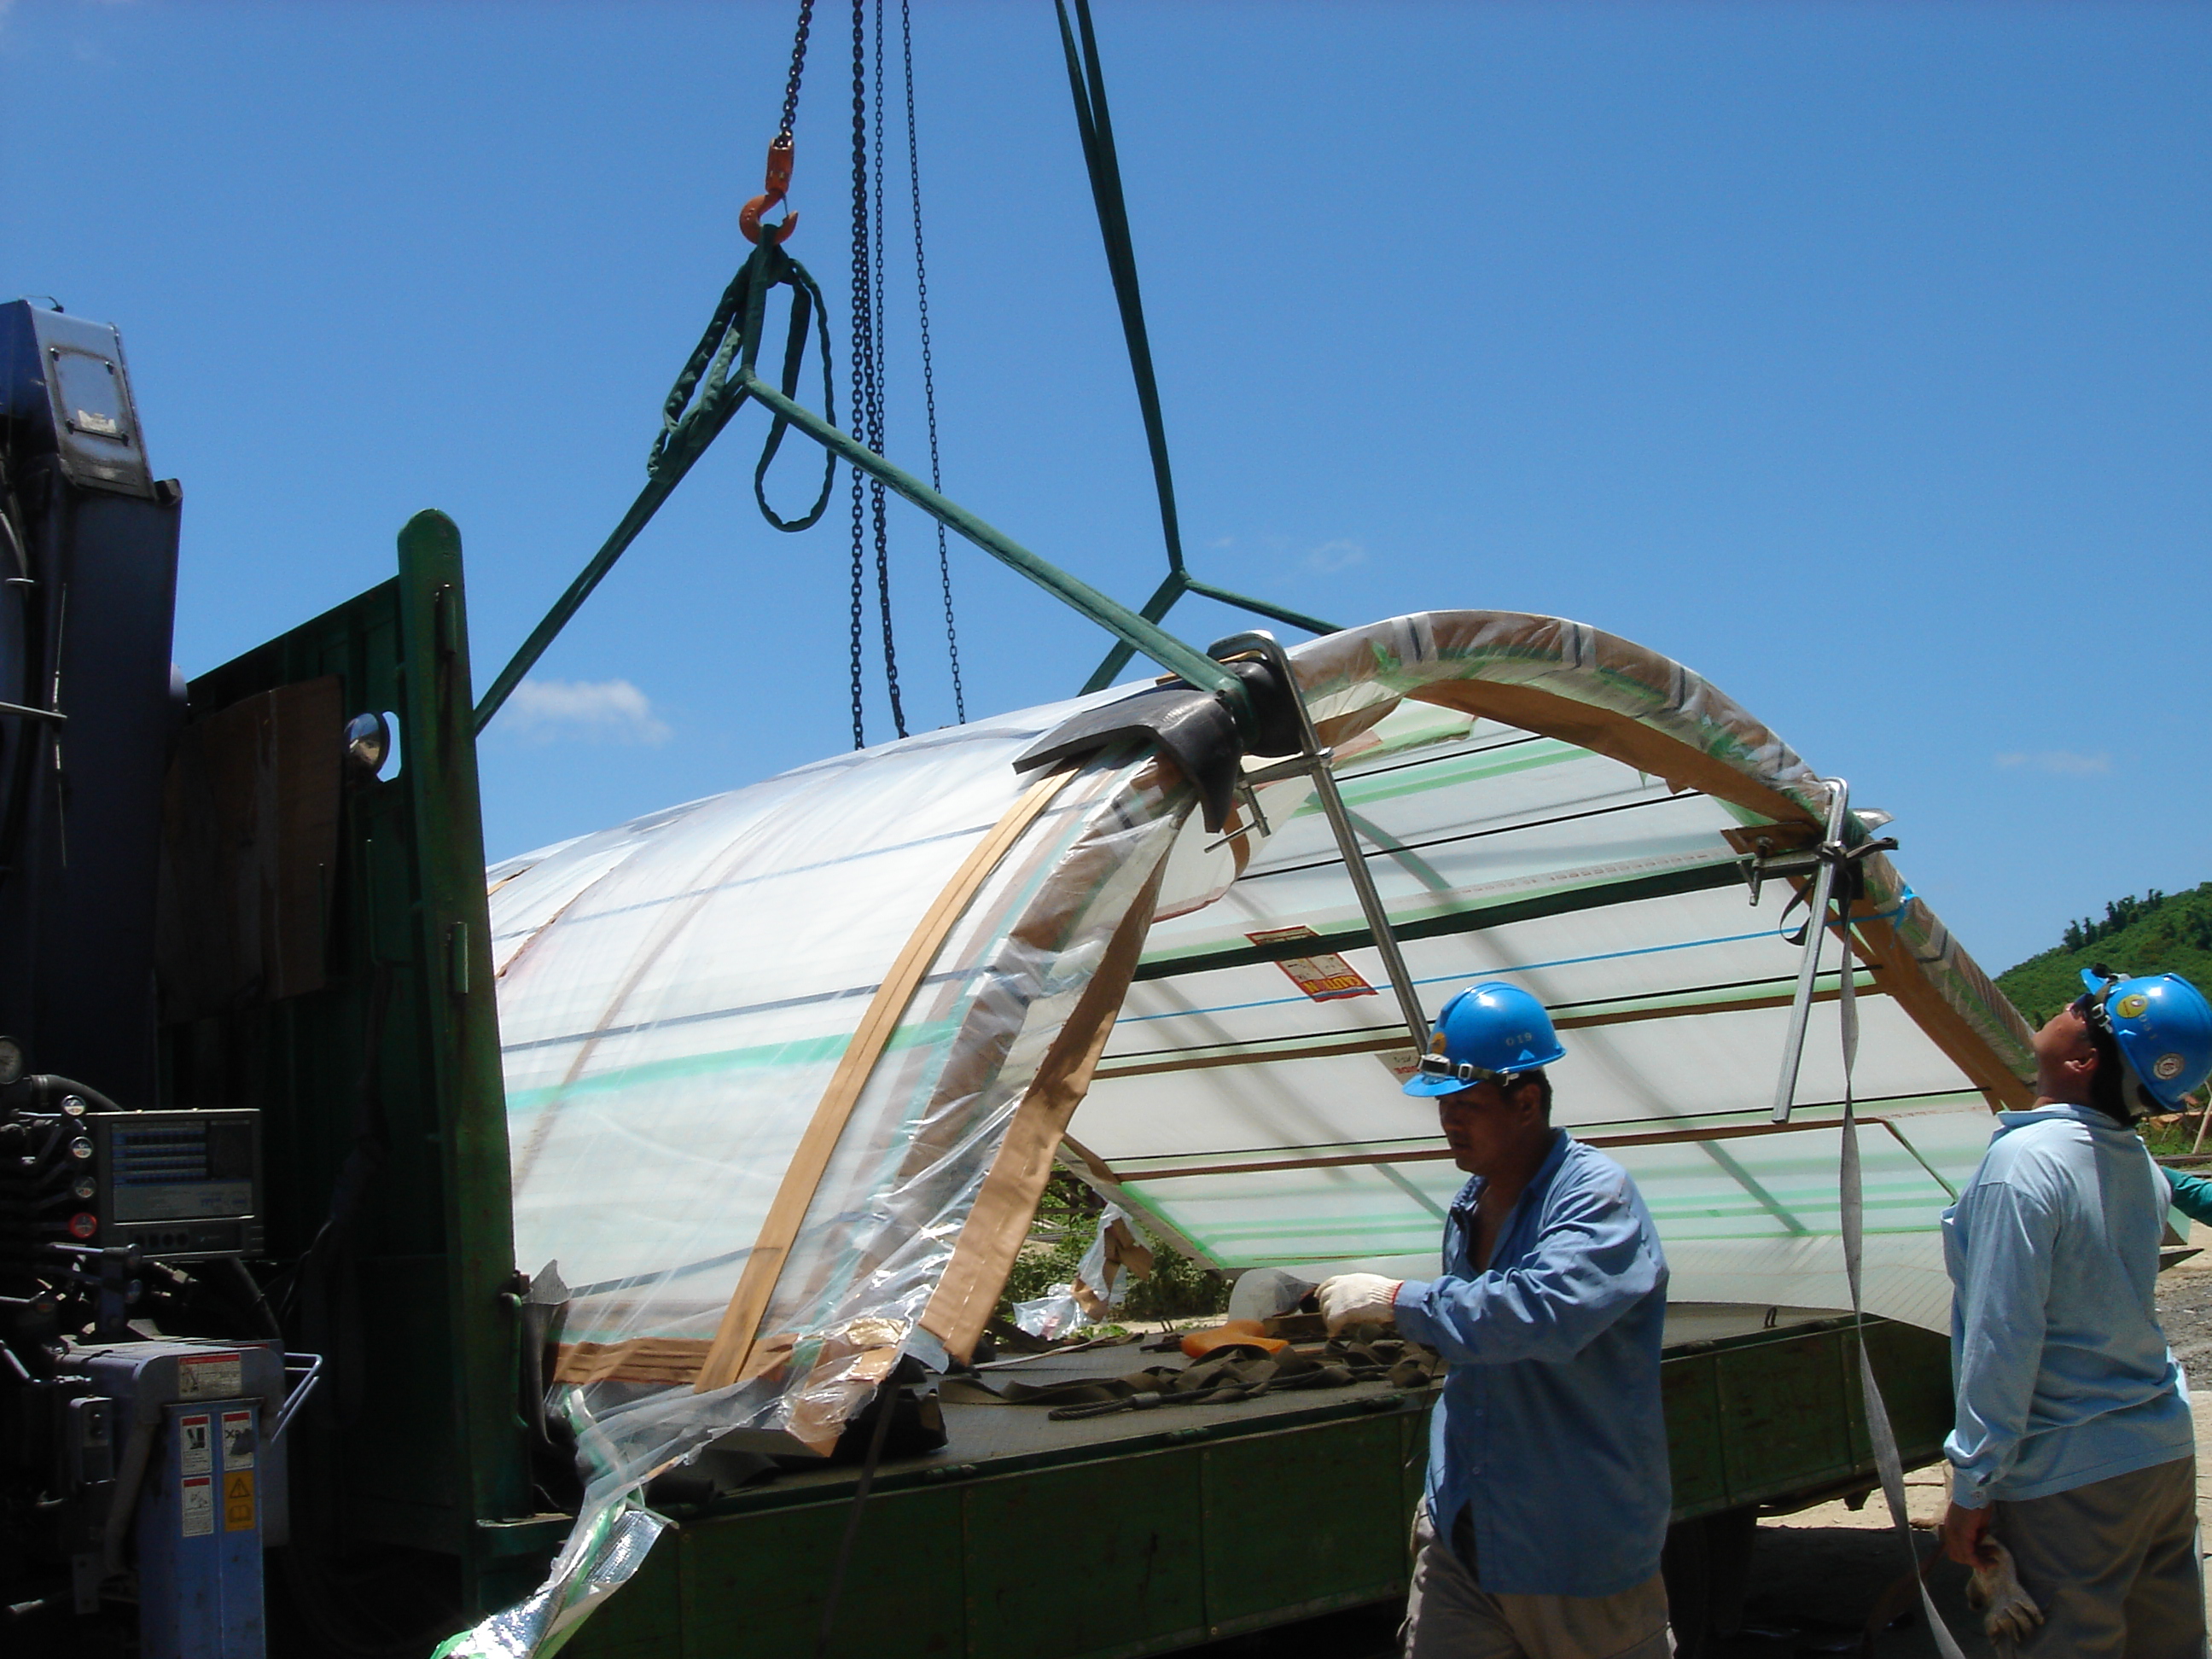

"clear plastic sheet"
[457,610,2033,1652]
[457,699,1197,1655]
[1077,611,2032,1336]
[433,1501,667,1659]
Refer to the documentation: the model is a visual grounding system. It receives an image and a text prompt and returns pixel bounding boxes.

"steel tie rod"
[1208,629,1429,1052]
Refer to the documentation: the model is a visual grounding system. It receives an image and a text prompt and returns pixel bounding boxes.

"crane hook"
[740,134,800,246]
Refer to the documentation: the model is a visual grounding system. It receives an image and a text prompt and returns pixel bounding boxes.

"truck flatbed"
[567,1305,1951,1659]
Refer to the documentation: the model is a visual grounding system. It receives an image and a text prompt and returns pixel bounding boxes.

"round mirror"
[0,1035,22,1086]
[345,711,391,778]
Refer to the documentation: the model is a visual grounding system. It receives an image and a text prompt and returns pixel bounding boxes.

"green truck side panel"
[1200,1416,1406,1638]
[167,512,1963,1656]
[161,512,528,1619]
[968,1456,1207,1659]
[567,1319,1952,1659]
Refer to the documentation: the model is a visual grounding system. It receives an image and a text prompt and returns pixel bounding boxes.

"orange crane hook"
[740,134,800,246]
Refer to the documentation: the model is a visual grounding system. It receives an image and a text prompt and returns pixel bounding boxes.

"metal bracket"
[268,1351,323,1446]
[1204,760,1319,853]
[1207,631,1429,1051]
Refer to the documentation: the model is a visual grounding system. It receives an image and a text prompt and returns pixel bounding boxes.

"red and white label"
[176,1353,242,1400]
[178,1414,212,1477]
[180,1475,214,1538]
[220,1409,255,1470]
[1247,926,1377,1002]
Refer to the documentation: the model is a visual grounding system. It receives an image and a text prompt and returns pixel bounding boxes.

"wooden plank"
[1417,679,2032,1110]
[1097,1111,1933,1185]
[1094,981,1882,1081]
[691,766,1071,1394]
[919,854,1173,1360]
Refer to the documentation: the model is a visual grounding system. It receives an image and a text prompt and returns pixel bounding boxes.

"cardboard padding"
[917,852,1174,1361]
[690,766,1074,1394]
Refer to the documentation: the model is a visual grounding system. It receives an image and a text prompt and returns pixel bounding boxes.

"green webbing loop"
[650,236,836,533]
[477,236,830,732]
[474,226,1253,736]
[748,258,837,532]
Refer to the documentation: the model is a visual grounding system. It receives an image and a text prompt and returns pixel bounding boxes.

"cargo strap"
[937,1337,1440,1418]
[1771,778,1966,1659]
[1054,0,1340,695]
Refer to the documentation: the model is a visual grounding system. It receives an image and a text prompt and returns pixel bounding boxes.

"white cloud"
[504,678,671,747]
[1305,538,1366,573]
[1994,750,2110,777]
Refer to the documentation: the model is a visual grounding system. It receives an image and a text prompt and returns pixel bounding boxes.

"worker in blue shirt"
[1940,968,2212,1657]
[1315,983,1671,1659]
[2162,1159,2212,1228]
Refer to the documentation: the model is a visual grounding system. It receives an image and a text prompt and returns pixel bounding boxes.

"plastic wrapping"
[457,700,1195,1656]
[456,609,2034,1653]
[433,1502,667,1659]
[1076,610,2031,1336]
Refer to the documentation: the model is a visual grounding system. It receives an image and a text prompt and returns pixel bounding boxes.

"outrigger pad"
[1014,659,1302,833]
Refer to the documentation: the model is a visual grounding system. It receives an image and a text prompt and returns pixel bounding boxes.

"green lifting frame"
[472,230,1256,744]
[472,2,1344,748]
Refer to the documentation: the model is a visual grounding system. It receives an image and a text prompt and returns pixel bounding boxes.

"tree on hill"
[1995,881,2212,1027]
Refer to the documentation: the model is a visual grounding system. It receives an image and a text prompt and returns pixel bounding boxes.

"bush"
[991,1172,1230,1329]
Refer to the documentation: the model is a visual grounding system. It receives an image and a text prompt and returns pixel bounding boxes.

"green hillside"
[1994,882,2212,1026]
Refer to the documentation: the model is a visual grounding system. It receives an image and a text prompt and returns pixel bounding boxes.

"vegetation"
[995,1172,1229,1330]
[1994,882,2212,1027]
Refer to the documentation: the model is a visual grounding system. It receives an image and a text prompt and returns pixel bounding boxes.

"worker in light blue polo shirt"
[1941,969,2212,1658]
[1314,983,1672,1659]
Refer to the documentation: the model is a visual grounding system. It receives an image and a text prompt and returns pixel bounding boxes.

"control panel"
[87,1109,263,1259]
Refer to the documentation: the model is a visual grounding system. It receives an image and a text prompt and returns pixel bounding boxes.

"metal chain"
[903,0,963,721]
[777,0,815,142]
[846,0,873,748]
[869,0,905,737]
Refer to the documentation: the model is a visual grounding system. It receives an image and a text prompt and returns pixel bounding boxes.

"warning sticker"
[219,1410,256,1470]
[1246,926,1377,1002]
[178,1414,212,1478]
[1374,1047,1423,1084]
[224,1470,256,1533]
[181,1475,214,1538]
[177,1353,243,1400]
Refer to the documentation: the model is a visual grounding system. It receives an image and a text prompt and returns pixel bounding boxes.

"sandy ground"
[1185,1237,2212,1657]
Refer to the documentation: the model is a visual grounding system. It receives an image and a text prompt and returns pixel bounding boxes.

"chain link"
[846,0,872,748]
[778,0,815,143]
[868,0,905,737]
[902,0,963,722]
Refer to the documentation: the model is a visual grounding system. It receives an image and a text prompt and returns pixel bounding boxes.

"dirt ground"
[1187,1237,2212,1657]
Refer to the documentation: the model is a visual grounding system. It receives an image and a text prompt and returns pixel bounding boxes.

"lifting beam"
[472,235,1256,742]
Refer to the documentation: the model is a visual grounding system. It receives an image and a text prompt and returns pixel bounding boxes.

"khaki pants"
[1992,1455,2206,1659]
[1401,1500,1672,1659]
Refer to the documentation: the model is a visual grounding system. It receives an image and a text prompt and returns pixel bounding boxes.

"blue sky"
[4,1,2206,975]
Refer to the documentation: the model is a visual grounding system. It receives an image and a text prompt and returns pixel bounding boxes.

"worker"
[1314,982,1671,1659]
[1939,969,2212,1656]
[2160,1154,2212,1225]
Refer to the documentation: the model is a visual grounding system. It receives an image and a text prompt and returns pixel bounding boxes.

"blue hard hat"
[2077,969,2212,1113]
[1403,982,1567,1097]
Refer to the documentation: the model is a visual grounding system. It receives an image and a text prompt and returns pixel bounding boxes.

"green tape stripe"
[1134,859,1745,979]
[1280,737,1586,822]
[504,1016,962,1115]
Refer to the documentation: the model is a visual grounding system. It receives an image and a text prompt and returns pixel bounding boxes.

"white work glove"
[1966,1540,2042,1645]
[1315,1273,1402,1335]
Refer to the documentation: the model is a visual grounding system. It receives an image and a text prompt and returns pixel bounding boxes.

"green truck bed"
[568,1306,1952,1659]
